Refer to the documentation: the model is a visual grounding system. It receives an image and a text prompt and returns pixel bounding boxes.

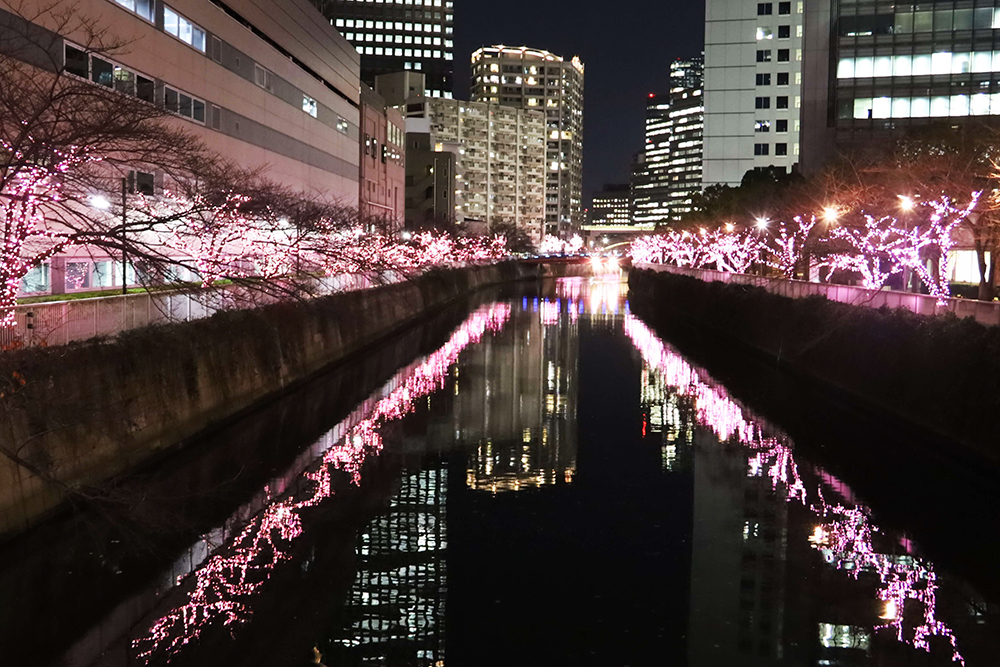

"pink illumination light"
[132,303,511,663]
[624,313,965,664]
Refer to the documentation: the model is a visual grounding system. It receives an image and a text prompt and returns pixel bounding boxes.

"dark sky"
[453,0,705,207]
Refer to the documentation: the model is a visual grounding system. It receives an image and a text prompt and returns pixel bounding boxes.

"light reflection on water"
[127,277,983,666]
[131,303,511,663]
[624,313,965,665]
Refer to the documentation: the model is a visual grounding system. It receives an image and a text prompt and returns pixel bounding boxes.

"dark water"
[5,277,999,666]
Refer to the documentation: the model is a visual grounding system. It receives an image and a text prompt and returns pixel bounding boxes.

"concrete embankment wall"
[629,268,1000,468]
[0,263,545,539]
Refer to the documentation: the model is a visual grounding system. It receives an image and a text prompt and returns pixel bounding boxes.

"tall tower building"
[633,56,704,226]
[319,0,455,98]
[704,0,805,186]
[470,46,585,238]
[665,57,705,221]
[632,93,671,225]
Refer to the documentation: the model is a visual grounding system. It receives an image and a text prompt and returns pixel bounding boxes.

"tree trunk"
[975,238,992,300]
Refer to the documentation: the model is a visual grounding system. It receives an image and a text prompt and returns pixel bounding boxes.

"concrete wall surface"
[0,263,537,540]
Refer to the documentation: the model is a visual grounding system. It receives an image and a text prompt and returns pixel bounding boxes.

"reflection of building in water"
[454,279,625,493]
[639,364,694,472]
[687,429,792,666]
[335,465,448,665]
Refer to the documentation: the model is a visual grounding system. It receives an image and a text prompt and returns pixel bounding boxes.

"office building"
[633,56,704,225]
[588,184,631,226]
[12,0,362,296]
[454,282,580,494]
[405,96,546,245]
[323,0,454,98]
[333,466,449,664]
[632,93,671,224]
[704,0,805,186]
[470,46,585,237]
[665,57,705,220]
[808,3,1000,172]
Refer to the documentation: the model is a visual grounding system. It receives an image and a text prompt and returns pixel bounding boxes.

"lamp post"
[121,177,128,295]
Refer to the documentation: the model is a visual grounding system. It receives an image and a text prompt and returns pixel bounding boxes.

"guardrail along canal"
[4,276,997,666]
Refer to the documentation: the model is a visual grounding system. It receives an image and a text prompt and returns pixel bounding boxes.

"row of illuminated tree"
[0,4,513,328]
[665,119,1000,301]
[629,192,981,302]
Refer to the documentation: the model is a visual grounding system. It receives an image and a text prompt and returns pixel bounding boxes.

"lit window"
[163,6,205,51]
[113,0,154,22]
[302,95,317,117]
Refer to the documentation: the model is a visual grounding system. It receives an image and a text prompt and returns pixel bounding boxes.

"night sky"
[453,0,705,207]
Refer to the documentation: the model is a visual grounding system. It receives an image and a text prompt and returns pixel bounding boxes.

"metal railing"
[635,263,1000,328]
[1,271,402,349]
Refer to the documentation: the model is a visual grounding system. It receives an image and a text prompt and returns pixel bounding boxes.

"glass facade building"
[320,0,455,98]
[633,93,672,224]
[832,1,1000,147]
[667,57,705,221]
[470,46,585,238]
[632,57,704,224]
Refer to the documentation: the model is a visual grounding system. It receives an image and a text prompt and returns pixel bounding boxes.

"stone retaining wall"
[0,263,539,539]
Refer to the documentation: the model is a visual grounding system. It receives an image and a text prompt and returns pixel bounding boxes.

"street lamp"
[89,194,111,210]
[898,195,915,211]
[725,222,735,232]
[755,217,769,230]
[822,206,840,223]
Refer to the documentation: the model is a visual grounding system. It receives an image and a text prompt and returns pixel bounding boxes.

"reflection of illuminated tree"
[132,303,511,664]
[624,313,965,665]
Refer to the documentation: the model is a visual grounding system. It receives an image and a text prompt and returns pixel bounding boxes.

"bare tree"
[0,0,368,324]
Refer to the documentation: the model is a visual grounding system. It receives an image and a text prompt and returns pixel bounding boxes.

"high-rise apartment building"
[704,0,805,186]
[633,56,704,225]
[405,97,546,244]
[321,0,455,98]
[470,46,585,238]
[665,57,705,220]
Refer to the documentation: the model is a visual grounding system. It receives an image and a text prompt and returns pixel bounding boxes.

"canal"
[3,276,998,666]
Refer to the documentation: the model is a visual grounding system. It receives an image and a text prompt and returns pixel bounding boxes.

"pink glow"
[624,313,964,664]
[628,193,981,302]
[132,303,511,663]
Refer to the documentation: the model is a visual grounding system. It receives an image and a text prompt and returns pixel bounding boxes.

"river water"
[4,276,998,666]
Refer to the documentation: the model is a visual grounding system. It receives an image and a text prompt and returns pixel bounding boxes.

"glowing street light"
[725,222,735,232]
[898,195,915,211]
[822,206,840,223]
[755,217,769,230]
[89,194,111,210]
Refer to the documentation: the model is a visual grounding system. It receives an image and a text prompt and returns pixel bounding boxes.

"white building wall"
[40,0,362,202]
[705,0,804,186]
